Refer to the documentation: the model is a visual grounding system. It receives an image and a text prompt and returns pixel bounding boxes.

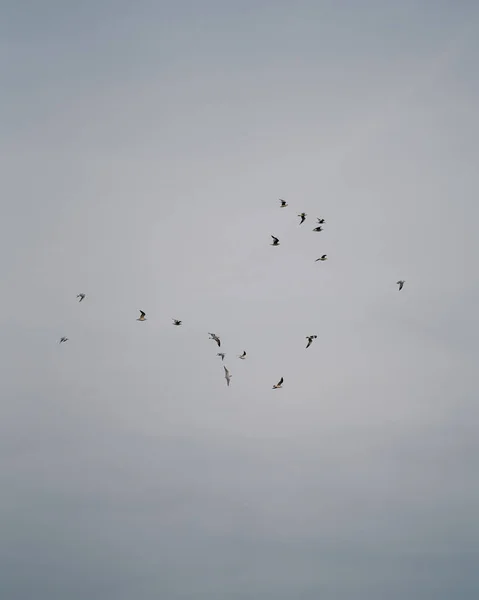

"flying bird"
[172,319,182,326]
[396,280,405,291]
[76,293,85,302]
[271,235,280,246]
[298,213,307,224]
[315,255,327,261]
[59,337,68,344]
[306,335,317,349]
[279,199,288,207]
[209,333,221,347]
[217,353,225,361]
[272,377,284,389]
[317,218,325,224]
[224,366,232,387]
[313,226,323,232]
[137,310,147,321]
[238,351,247,359]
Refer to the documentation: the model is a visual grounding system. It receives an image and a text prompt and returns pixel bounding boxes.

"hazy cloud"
[1,1,478,598]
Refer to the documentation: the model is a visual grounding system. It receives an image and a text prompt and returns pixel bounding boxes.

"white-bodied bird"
[224,366,232,387]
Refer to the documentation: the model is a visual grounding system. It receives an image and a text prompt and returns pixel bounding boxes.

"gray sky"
[1,1,478,598]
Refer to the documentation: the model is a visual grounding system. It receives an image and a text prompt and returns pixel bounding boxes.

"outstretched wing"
[277,377,283,386]
[139,310,146,318]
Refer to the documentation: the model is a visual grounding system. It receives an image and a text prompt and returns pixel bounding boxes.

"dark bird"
[315,255,328,261]
[209,332,221,347]
[272,377,284,389]
[313,226,323,232]
[217,353,225,361]
[172,319,182,326]
[298,212,307,224]
[306,335,317,349]
[271,235,280,246]
[76,293,85,302]
[137,310,147,321]
[397,280,405,291]
[238,350,247,360]
[59,337,68,344]
[279,199,288,207]
[317,218,325,224]
[224,366,232,387]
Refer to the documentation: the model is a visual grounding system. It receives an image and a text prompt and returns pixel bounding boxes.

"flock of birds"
[59,199,406,389]
[270,200,327,262]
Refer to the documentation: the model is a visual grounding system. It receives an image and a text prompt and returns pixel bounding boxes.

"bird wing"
[306,339,311,348]
[139,310,146,318]
[278,377,283,386]
[271,235,279,242]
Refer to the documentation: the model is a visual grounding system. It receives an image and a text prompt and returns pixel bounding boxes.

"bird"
[209,333,221,347]
[317,218,325,224]
[238,351,247,359]
[217,353,225,361]
[224,366,232,387]
[272,377,283,389]
[306,335,317,349]
[315,255,328,261]
[396,280,405,291]
[59,337,68,344]
[271,235,280,246]
[137,310,147,321]
[172,319,182,326]
[313,226,323,232]
[298,212,307,224]
[279,199,288,207]
[76,293,85,302]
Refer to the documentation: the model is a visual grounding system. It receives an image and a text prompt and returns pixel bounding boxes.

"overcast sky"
[1,1,478,598]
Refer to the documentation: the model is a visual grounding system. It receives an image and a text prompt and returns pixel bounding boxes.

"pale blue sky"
[1,1,478,598]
